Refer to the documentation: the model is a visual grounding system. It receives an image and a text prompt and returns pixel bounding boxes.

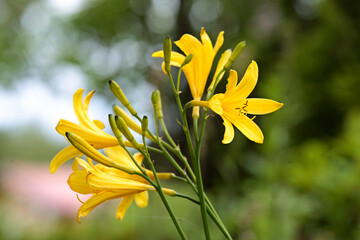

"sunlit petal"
[213,49,231,84]
[73,89,94,130]
[200,28,214,55]
[87,171,151,193]
[226,69,238,93]
[93,120,105,129]
[221,117,235,144]
[152,50,186,66]
[208,94,224,116]
[50,145,81,174]
[213,31,225,54]
[116,196,135,221]
[104,146,134,167]
[134,191,148,208]
[133,152,144,165]
[246,98,284,115]
[175,34,203,56]
[232,61,258,99]
[226,112,264,143]
[77,191,122,222]
[67,169,94,195]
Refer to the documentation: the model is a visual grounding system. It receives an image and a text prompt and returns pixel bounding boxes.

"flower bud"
[109,80,137,116]
[113,105,154,142]
[151,90,163,119]
[141,116,148,137]
[181,54,193,68]
[115,116,139,149]
[108,114,126,147]
[163,36,172,74]
[65,132,136,174]
[223,41,246,71]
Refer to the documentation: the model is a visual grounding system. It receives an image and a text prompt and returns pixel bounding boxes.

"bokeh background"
[1,0,360,239]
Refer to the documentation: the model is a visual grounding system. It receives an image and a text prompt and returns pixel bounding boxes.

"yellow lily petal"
[200,27,214,58]
[175,33,203,56]
[221,117,235,144]
[67,169,94,195]
[152,50,185,66]
[77,191,123,222]
[230,61,258,100]
[116,195,135,221]
[93,120,105,129]
[134,191,148,208]
[50,145,81,174]
[208,49,231,91]
[152,50,185,74]
[56,119,115,144]
[75,157,94,172]
[73,89,96,130]
[226,69,238,93]
[133,152,144,165]
[213,49,231,84]
[208,94,224,116]
[226,112,264,143]
[83,90,95,111]
[175,35,203,99]
[245,98,284,115]
[200,28,213,46]
[104,146,134,167]
[87,171,152,193]
[66,132,137,173]
[213,31,225,54]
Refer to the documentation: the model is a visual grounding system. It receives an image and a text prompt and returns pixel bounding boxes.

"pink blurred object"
[0,161,86,218]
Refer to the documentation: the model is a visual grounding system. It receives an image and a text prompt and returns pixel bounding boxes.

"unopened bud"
[223,41,246,71]
[65,132,136,174]
[115,116,139,149]
[162,188,177,196]
[163,36,172,73]
[109,80,137,116]
[141,116,148,137]
[108,114,126,147]
[151,90,163,119]
[181,54,193,68]
[113,105,154,142]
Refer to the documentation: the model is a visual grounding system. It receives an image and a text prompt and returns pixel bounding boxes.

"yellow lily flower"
[50,89,128,174]
[208,61,283,144]
[152,28,224,117]
[68,151,174,222]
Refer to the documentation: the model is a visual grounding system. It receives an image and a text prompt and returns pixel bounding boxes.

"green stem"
[177,67,182,92]
[193,117,199,142]
[168,72,196,161]
[145,126,196,182]
[172,176,232,239]
[194,143,211,239]
[175,193,199,204]
[146,146,163,154]
[141,148,187,240]
[160,118,177,148]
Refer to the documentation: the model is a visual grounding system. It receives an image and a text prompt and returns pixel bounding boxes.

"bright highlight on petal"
[208,61,283,144]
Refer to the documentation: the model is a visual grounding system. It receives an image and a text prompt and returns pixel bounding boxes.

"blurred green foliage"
[1,0,360,239]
